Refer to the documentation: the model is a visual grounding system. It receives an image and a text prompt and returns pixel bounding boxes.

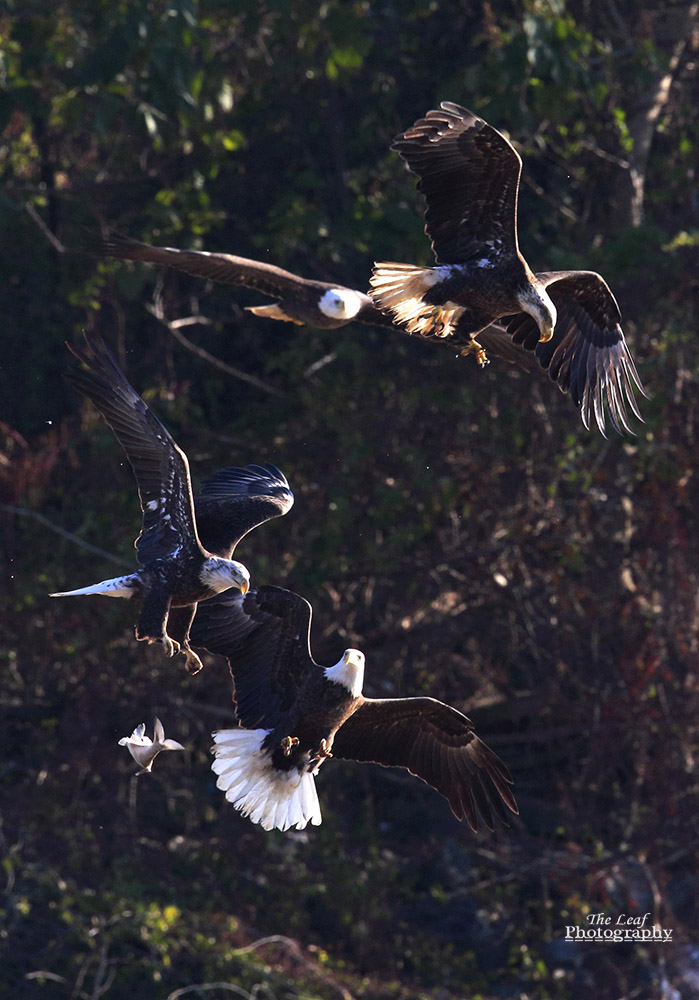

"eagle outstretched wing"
[333,696,517,832]
[190,586,323,729]
[95,232,341,300]
[194,464,294,559]
[503,270,647,434]
[67,334,200,564]
[392,101,522,265]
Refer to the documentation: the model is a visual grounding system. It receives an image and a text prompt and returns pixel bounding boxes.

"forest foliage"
[2,1,699,998]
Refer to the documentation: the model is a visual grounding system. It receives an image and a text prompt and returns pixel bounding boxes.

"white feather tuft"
[211,729,322,832]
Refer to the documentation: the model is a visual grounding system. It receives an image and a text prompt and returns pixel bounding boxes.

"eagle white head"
[201,557,251,594]
[318,288,364,321]
[516,282,558,343]
[324,648,365,698]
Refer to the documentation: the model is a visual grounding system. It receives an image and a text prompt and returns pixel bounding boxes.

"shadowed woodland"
[2,1,699,997]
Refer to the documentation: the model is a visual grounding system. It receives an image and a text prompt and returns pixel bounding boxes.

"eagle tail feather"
[49,575,137,599]
[211,729,322,832]
[369,262,459,337]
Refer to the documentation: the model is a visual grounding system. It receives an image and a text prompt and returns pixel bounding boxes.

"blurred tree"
[1,1,698,998]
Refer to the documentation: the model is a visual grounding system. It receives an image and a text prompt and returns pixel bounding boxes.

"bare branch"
[2,504,133,568]
[231,936,354,1000]
[145,304,287,399]
[25,972,69,985]
[167,983,256,1000]
[23,202,66,254]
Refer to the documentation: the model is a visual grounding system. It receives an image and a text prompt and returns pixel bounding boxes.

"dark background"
[2,1,698,997]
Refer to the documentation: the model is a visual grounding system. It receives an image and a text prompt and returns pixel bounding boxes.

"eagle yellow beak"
[539,322,555,343]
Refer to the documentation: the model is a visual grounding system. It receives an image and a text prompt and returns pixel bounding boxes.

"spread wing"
[194,463,294,558]
[503,271,647,434]
[332,697,518,832]
[189,586,321,729]
[98,232,431,332]
[67,335,200,564]
[96,232,338,302]
[392,101,522,265]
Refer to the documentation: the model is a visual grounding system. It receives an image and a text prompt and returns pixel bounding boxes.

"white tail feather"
[370,262,460,337]
[212,729,322,832]
[49,575,137,599]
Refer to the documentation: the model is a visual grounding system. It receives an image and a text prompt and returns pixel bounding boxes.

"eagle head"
[201,557,251,595]
[318,288,364,321]
[516,282,557,344]
[324,648,365,698]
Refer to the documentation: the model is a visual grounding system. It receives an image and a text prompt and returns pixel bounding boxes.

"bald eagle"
[189,586,518,833]
[50,335,293,674]
[93,232,540,371]
[96,231,389,329]
[370,102,646,434]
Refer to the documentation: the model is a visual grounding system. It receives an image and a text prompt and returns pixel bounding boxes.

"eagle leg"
[280,735,300,757]
[135,588,174,648]
[460,339,490,367]
[167,604,202,674]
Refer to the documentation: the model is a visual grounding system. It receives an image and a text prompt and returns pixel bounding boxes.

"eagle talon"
[281,736,300,757]
[151,635,180,657]
[315,739,333,761]
[460,341,489,367]
[184,648,203,675]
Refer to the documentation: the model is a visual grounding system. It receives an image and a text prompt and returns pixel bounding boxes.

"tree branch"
[2,504,133,568]
[145,304,287,399]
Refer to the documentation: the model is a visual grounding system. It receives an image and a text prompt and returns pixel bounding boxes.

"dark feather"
[504,270,647,435]
[190,587,322,729]
[332,697,517,832]
[94,232,337,302]
[194,464,294,558]
[67,335,199,563]
[392,102,521,265]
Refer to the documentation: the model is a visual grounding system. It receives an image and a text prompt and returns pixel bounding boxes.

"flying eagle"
[370,102,646,434]
[93,232,535,369]
[96,231,390,329]
[189,586,518,833]
[50,335,293,674]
